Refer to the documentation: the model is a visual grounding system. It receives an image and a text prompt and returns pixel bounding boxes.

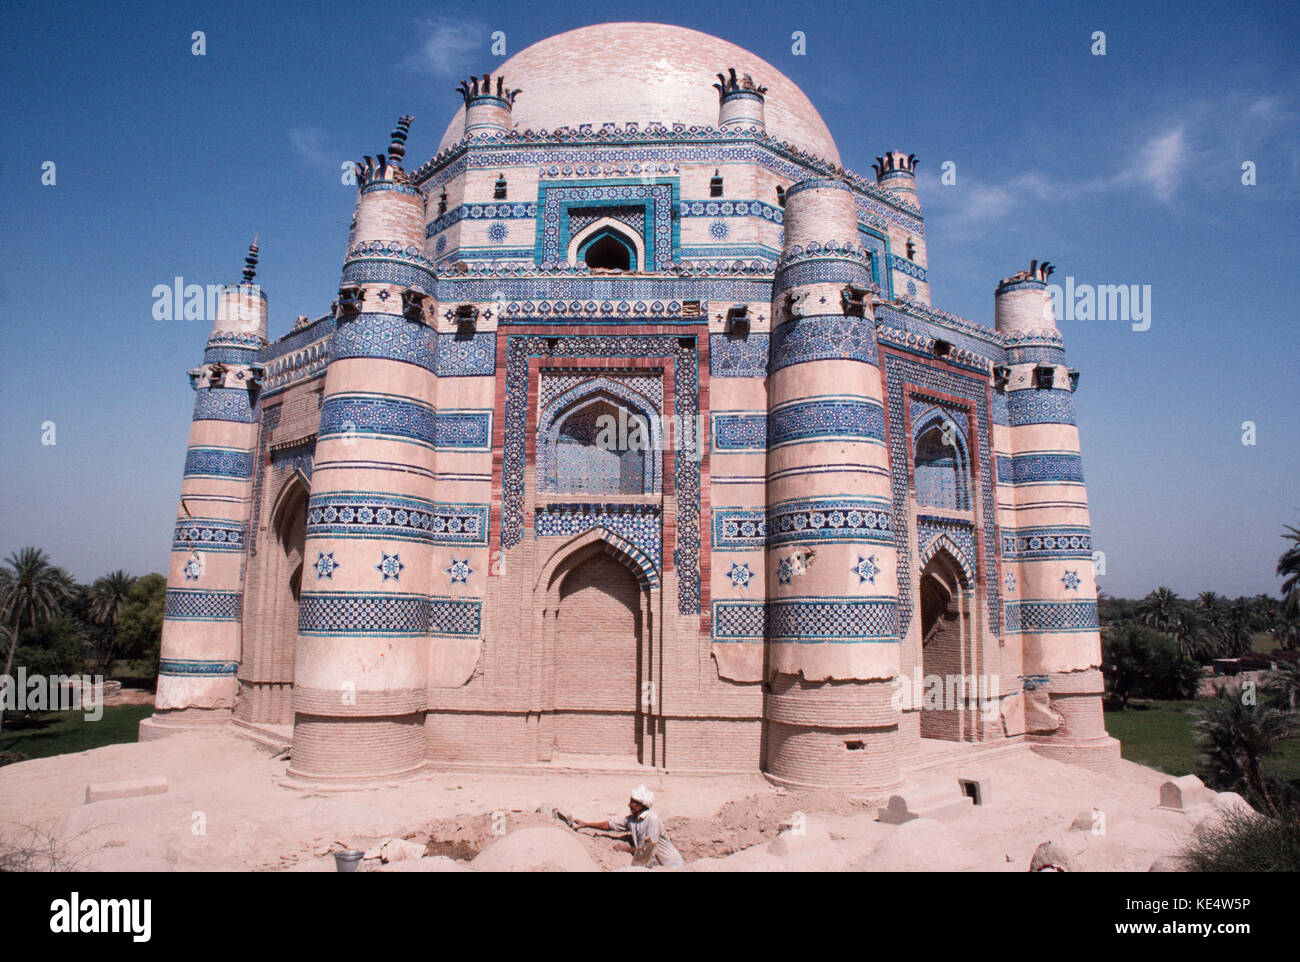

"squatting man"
[567,785,684,868]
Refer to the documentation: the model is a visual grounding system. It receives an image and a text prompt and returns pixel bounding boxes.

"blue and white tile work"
[152,22,1114,781]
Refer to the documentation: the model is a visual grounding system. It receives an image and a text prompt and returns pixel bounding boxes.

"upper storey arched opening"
[436,22,841,166]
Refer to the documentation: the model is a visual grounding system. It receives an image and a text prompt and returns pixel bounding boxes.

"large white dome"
[436,22,840,164]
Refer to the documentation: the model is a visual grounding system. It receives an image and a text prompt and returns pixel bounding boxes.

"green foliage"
[113,573,165,678]
[11,614,86,678]
[1195,696,1299,815]
[1180,803,1300,872]
[0,703,155,762]
[1103,625,1199,707]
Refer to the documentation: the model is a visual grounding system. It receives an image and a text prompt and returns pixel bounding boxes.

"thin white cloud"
[917,171,1050,240]
[290,127,333,167]
[1130,127,1188,202]
[400,17,486,77]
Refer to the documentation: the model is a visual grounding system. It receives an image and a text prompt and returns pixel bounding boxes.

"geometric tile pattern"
[298,593,482,638]
[158,658,240,676]
[331,313,438,373]
[711,600,766,641]
[436,331,498,377]
[298,593,431,636]
[446,558,473,584]
[163,589,242,621]
[425,201,540,238]
[434,411,493,449]
[917,517,977,582]
[376,552,405,582]
[428,598,482,638]
[1003,600,1099,634]
[172,519,246,552]
[712,507,767,550]
[679,198,784,224]
[709,333,769,377]
[727,561,754,588]
[889,253,928,282]
[500,333,699,614]
[319,393,435,446]
[1001,526,1093,560]
[192,386,258,423]
[712,413,766,451]
[851,554,881,584]
[537,180,677,269]
[768,315,878,373]
[998,453,1085,485]
[307,494,489,546]
[1006,388,1077,426]
[766,497,893,547]
[183,447,254,480]
[767,598,898,642]
[882,354,1000,637]
[767,398,886,448]
[534,502,662,569]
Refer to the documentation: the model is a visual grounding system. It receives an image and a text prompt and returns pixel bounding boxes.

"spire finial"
[242,236,260,283]
[388,115,414,165]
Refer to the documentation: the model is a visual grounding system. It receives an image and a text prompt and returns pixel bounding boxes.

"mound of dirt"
[471,826,600,872]
[665,789,866,860]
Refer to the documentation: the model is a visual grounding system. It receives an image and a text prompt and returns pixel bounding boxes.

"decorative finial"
[456,73,521,106]
[998,260,1055,288]
[713,66,768,102]
[388,115,414,164]
[871,152,918,179]
[242,236,259,283]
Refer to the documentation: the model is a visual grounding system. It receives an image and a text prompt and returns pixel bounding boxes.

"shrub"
[1180,804,1300,872]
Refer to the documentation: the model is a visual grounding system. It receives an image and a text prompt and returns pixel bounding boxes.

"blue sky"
[1,0,1296,600]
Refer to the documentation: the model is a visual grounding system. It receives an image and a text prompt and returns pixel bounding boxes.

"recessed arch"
[568,217,644,271]
[911,405,971,511]
[918,533,976,585]
[536,526,660,592]
[537,379,663,496]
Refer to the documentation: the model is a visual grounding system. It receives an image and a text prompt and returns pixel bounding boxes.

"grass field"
[1106,698,1300,781]
[0,704,153,763]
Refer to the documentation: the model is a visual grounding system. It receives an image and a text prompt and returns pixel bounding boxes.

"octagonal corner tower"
[149,21,1116,789]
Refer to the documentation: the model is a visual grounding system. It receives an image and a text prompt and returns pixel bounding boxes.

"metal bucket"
[333,849,365,872]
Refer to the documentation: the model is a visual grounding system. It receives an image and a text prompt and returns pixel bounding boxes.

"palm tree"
[1278,524,1300,621]
[0,547,74,733]
[1225,598,1252,657]
[89,570,136,671]
[1195,696,1299,816]
[1264,660,1300,711]
[1169,611,1200,660]
[1139,587,1180,634]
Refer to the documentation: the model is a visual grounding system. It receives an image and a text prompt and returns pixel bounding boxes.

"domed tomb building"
[144,23,1118,793]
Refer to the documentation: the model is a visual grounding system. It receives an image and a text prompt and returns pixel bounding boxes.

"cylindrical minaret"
[145,241,268,737]
[761,178,902,795]
[871,151,929,304]
[871,151,919,208]
[994,261,1118,771]
[287,117,436,781]
[457,74,519,138]
[713,66,767,133]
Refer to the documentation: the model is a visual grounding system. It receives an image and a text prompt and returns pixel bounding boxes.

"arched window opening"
[580,229,636,271]
[552,397,647,495]
[913,421,970,511]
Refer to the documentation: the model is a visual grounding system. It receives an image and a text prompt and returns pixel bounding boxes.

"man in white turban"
[573,785,684,868]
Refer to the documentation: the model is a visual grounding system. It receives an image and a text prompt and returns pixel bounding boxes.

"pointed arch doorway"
[918,548,978,741]
[534,530,660,765]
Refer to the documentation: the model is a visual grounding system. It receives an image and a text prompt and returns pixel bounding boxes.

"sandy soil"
[0,728,1222,872]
